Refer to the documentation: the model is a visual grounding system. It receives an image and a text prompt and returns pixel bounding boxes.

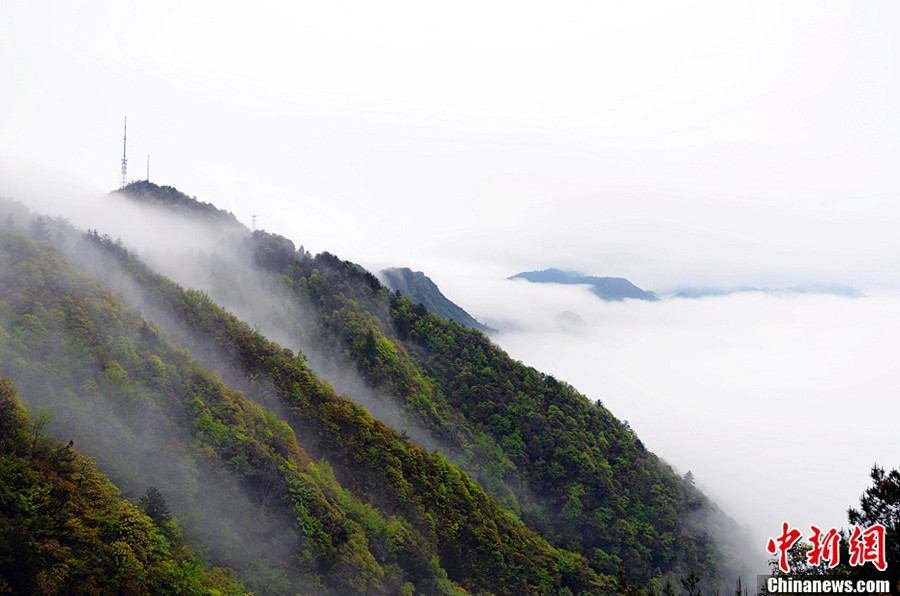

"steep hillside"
[0,205,607,595]
[380,267,494,333]
[243,238,737,584]
[0,378,247,595]
[0,181,748,593]
[102,183,744,586]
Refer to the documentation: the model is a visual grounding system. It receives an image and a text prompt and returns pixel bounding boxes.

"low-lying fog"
[3,162,896,570]
[435,271,900,553]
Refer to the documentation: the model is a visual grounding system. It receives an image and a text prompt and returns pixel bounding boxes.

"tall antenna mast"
[120,116,128,188]
[146,155,150,181]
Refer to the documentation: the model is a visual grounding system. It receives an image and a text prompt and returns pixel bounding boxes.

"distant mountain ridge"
[672,284,865,299]
[509,268,863,302]
[380,267,495,333]
[510,268,659,301]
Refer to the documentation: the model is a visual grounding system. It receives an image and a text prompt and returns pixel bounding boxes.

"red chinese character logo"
[848,524,887,571]
[767,521,803,572]
[807,526,841,568]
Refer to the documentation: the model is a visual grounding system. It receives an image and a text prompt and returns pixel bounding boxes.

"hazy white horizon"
[3,1,900,292]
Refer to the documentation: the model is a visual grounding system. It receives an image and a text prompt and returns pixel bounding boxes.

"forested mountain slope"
[0,378,248,595]
[243,232,740,585]
[0,181,749,594]
[109,182,746,586]
[380,267,494,333]
[0,204,606,594]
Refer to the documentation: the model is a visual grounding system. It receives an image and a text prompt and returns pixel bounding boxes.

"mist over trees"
[0,378,248,594]
[0,183,770,594]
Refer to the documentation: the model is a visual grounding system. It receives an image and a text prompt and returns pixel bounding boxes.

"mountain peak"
[380,266,495,333]
[115,180,242,226]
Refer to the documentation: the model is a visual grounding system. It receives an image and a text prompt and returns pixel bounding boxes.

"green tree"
[138,486,173,526]
[847,465,899,568]
[680,570,701,596]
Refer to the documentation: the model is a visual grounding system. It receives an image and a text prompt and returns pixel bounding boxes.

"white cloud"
[452,279,900,547]
[3,0,900,563]
[3,1,899,293]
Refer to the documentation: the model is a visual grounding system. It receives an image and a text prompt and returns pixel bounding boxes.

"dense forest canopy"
[0,183,768,594]
[0,377,248,595]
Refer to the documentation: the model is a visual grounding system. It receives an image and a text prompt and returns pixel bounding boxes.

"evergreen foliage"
[117,180,241,225]
[240,221,737,586]
[0,185,749,594]
[0,378,248,595]
[847,465,900,569]
[380,267,494,332]
[762,464,900,594]
[1,212,608,594]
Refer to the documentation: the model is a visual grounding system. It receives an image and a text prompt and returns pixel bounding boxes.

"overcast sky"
[3,1,900,291]
[3,0,900,567]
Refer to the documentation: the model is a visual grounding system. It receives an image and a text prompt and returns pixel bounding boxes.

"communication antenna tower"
[251,214,258,231]
[120,116,128,188]
[146,155,150,181]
